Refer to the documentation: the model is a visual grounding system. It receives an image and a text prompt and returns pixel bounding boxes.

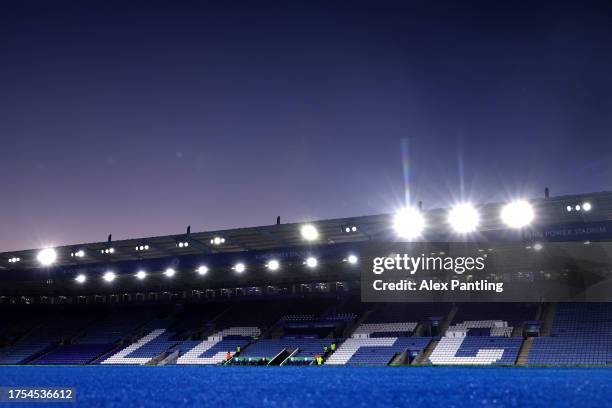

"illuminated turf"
[0,366,611,407]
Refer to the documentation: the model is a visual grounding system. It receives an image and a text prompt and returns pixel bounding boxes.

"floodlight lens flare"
[75,274,87,283]
[37,248,57,266]
[393,207,425,239]
[500,200,534,229]
[300,224,319,241]
[448,203,480,233]
[347,255,358,264]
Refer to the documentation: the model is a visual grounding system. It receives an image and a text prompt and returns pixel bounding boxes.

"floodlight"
[164,268,176,278]
[196,265,208,275]
[234,263,246,273]
[448,203,480,234]
[533,243,543,251]
[300,224,319,241]
[37,248,57,266]
[343,225,358,233]
[211,236,225,245]
[103,271,116,282]
[500,200,534,229]
[136,270,147,280]
[267,259,280,271]
[393,207,426,239]
[75,274,87,284]
[347,255,358,265]
[305,257,318,268]
[583,202,592,211]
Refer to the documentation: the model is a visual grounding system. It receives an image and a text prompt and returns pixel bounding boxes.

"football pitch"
[0,366,610,407]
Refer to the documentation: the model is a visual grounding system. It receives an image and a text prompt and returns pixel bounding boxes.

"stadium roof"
[1,190,611,271]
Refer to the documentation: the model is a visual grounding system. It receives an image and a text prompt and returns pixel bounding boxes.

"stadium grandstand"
[1,191,612,367]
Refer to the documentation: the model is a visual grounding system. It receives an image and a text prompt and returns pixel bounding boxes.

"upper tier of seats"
[452,303,538,327]
[364,303,451,324]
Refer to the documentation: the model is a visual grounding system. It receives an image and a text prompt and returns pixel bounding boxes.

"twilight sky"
[1,0,612,251]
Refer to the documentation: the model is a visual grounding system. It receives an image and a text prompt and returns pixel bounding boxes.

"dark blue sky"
[1,0,612,251]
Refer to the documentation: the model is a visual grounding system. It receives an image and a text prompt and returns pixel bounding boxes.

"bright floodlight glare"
[267,259,280,271]
[196,265,208,275]
[533,243,543,251]
[103,271,116,282]
[37,248,57,266]
[136,271,147,280]
[448,203,480,234]
[583,202,592,211]
[305,257,318,268]
[234,263,246,273]
[500,200,534,229]
[300,224,319,241]
[393,207,425,240]
[164,268,176,278]
[347,255,358,264]
[75,274,87,283]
